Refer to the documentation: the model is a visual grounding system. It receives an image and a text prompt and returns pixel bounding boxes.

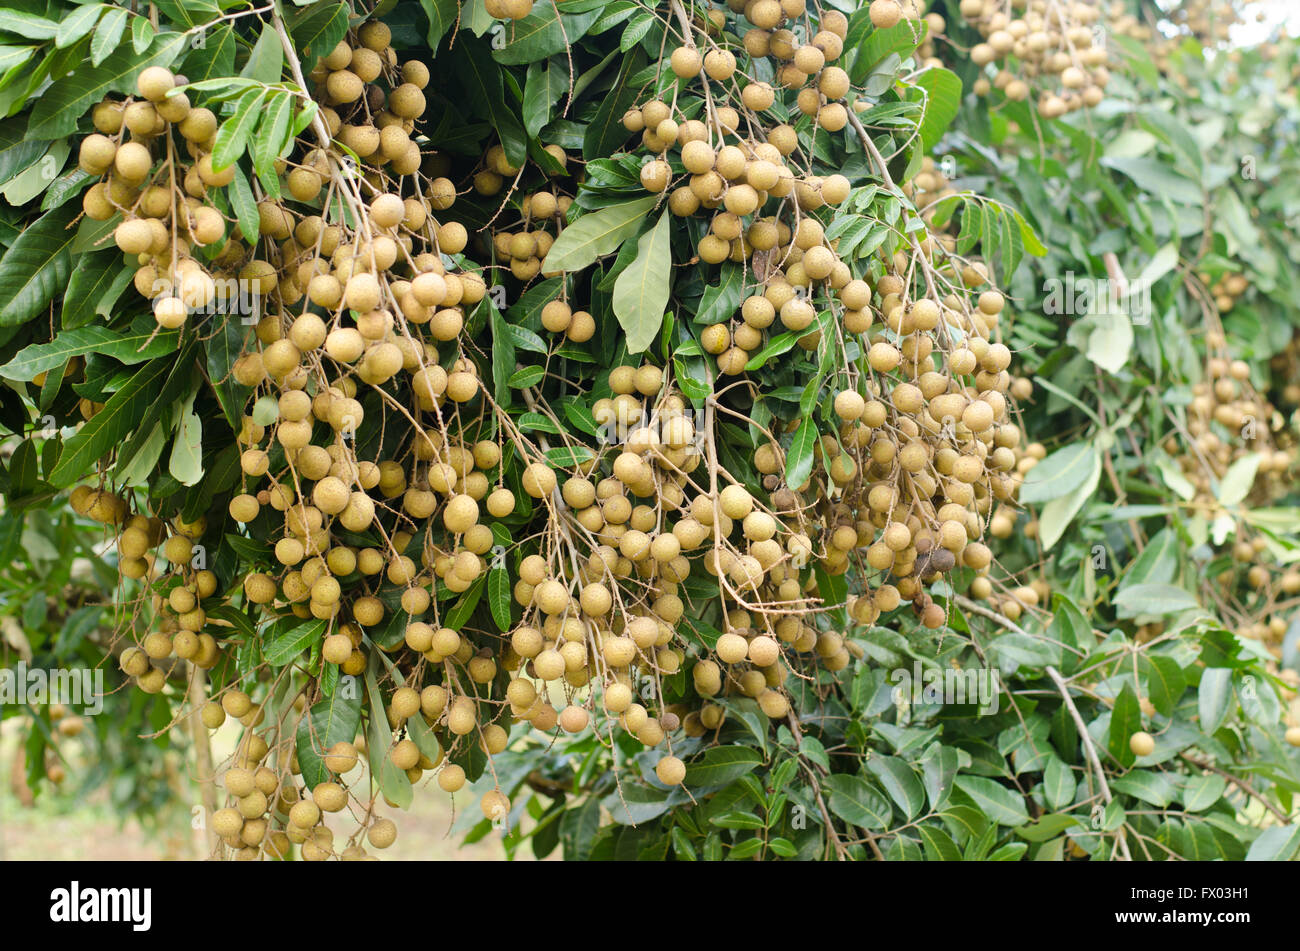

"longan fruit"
[655,755,686,786]
[437,763,466,792]
[670,46,702,78]
[137,66,175,101]
[368,818,398,849]
[704,49,736,80]
[640,160,670,193]
[1129,731,1155,757]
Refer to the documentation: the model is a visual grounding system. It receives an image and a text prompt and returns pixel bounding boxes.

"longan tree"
[0,0,1298,862]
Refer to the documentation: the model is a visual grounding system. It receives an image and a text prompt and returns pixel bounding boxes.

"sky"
[1233,0,1300,43]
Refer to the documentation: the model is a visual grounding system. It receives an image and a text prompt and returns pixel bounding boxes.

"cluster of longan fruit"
[629,4,858,273]
[64,0,1055,857]
[904,156,958,225]
[476,143,577,283]
[35,704,87,787]
[488,362,835,781]
[1270,329,1300,408]
[1202,270,1249,314]
[1168,348,1293,502]
[803,281,1032,631]
[79,65,232,330]
[112,512,225,692]
[958,0,1110,117]
[307,22,429,177]
[207,710,399,861]
[1107,0,1242,65]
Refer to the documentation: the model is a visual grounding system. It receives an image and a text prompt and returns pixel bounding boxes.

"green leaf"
[56,4,104,49]
[0,9,59,41]
[0,204,78,327]
[1037,446,1101,551]
[560,797,601,860]
[683,746,762,788]
[50,357,171,486]
[60,248,133,330]
[1107,682,1142,768]
[181,22,236,84]
[264,618,325,667]
[227,164,260,245]
[612,209,671,355]
[252,91,293,195]
[1016,813,1081,842]
[1142,654,1186,716]
[0,138,63,206]
[28,31,188,139]
[168,389,203,486]
[1197,668,1233,735]
[952,775,1029,826]
[507,365,545,388]
[212,88,267,172]
[1245,824,1300,861]
[206,604,256,641]
[444,575,485,630]
[290,1,349,64]
[865,755,926,820]
[454,38,527,168]
[744,331,800,371]
[154,0,219,29]
[90,7,128,66]
[582,47,644,160]
[695,262,743,325]
[523,57,563,139]
[492,5,601,65]
[784,417,816,489]
[825,772,892,830]
[1181,773,1226,813]
[488,303,518,408]
[295,685,362,789]
[987,842,1028,861]
[1042,756,1076,811]
[1082,312,1133,374]
[205,312,253,431]
[405,708,442,764]
[1018,440,1095,505]
[488,564,512,630]
[131,15,155,54]
[423,0,460,45]
[619,10,655,50]
[1114,583,1199,619]
[541,194,657,272]
[1216,452,1260,507]
[114,340,198,475]
[1,325,179,381]
[1102,156,1202,205]
[0,117,49,186]
[849,16,926,82]
[365,665,413,809]
[240,21,283,84]
[912,67,961,151]
[1111,770,1177,808]
[918,824,962,860]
